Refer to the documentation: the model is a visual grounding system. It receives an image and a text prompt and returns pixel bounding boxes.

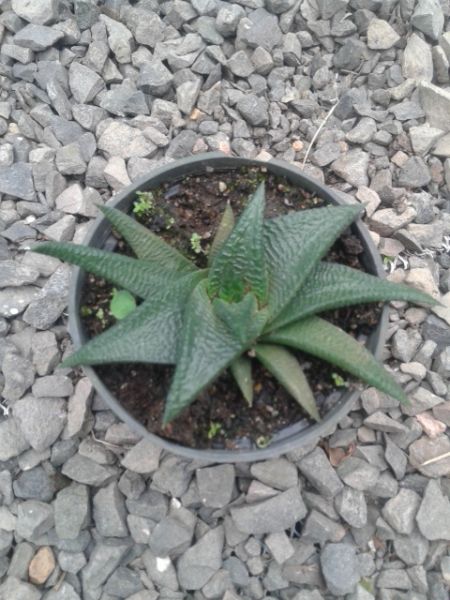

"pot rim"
[68,152,389,463]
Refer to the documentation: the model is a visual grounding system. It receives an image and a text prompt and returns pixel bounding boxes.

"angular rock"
[32,375,73,398]
[177,526,224,590]
[149,506,195,558]
[0,287,41,318]
[142,550,178,591]
[54,483,89,540]
[416,479,450,540]
[393,530,429,566]
[56,143,86,175]
[250,458,298,491]
[61,453,117,486]
[1,352,34,402]
[367,19,400,50]
[335,487,367,528]
[121,439,161,474]
[44,582,81,600]
[0,260,39,288]
[176,79,202,115]
[138,61,173,96]
[231,487,306,535]
[82,538,132,590]
[14,24,64,50]
[13,396,66,452]
[100,14,134,64]
[382,488,421,534]
[409,124,444,155]
[397,156,431,188]
[93,482,128,538]
[98,121,156,159]
[402,33,433,81]
[0,162,35,201]
[236,94,269,126]
[411,0,444,41]
[265,531,294,564]
[337,457,380,491]
[197,464,235,508]
[0,577,41,600]
[13,466,55,502]
[419,81,450,131]
[216,5,244,37]
[302,509,346,544]
[69,62,104,104]
[11,0,58,25]
[16,500,54,540]
[0,418,29,461]
[409,435,450,477]
[237,8,282,51]
[298,448,343,497]
[331,150,369,187]
[22,265,70,329]
[320,543,359,596]
[369,206,417,236]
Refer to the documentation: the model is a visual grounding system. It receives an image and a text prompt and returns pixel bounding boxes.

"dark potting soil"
[80,166,381,450]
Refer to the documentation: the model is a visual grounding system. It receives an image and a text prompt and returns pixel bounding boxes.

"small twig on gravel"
[52,571,66,592]
[0,402,10,417]
[91,433,132,451]
[420,451,450,466]
[302,101,339,168]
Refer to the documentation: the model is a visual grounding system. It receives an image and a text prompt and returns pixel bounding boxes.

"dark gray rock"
[166,130,198,159]
[177,526,224,590]
[149,504,195,557]
[13,396,66,452]
[236,94,269,126]
[54,483,89,540]
[416,479,450,540]
[55,143,86,175]
[0,162,35,201]
[126,490,168,521]
[13,465,56,502]
[237,9,282,51]
[99,84,149,117]
[196,464,235,507]
[93,482,128,538]
[333,38,367,71]
[298,448,343,497]
[13,23,64,50]
[231,487,306,534]
[385,436,408,480]
[320,543,360,596]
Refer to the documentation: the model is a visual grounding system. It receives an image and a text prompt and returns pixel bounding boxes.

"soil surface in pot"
[80,166,381,450]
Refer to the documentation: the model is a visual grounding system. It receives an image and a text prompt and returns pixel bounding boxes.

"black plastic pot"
[68,153,389,462]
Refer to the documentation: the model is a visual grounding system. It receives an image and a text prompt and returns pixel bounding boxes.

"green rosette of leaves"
[34,183,438,425]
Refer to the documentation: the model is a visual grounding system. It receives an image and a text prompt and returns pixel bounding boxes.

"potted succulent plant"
[34,153,435,462]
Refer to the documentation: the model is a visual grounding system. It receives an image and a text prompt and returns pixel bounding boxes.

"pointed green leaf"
[213,293,268,345]
[63,271,205,368]
[263,317,409,405]
[208,202,235,265]
[264,204,361,321]
[208,183,268,303]
[254,344,319,421]
[100,205,195,272]
[33,242,201,299]
[163,280,250,424]
[109,289,136,320]
[230,356,253,407]
[267,262,438,332]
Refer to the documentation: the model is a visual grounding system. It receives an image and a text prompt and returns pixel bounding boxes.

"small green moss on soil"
[80,166,381,450]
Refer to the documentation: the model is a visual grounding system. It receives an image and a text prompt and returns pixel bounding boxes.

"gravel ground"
[1,0,450,598]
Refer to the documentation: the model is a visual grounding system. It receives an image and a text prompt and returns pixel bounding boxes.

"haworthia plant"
[34,182,438,427]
